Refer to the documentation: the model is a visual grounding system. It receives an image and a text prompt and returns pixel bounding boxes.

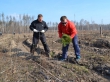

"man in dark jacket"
[29,14,50,57]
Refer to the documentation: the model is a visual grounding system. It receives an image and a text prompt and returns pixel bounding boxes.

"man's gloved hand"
[41,30,45,33]
[33,29,38,32]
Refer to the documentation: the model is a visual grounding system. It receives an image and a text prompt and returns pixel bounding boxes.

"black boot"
[30,44,36,55]
[45,51,51,58]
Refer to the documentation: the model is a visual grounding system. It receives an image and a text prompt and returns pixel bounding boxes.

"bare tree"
[0,13,109,34]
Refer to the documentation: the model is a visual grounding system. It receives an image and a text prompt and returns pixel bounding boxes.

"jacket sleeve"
[58,24,62,38]
[29,21,35,31]
[70,22,77,39]
[44,22,48,32]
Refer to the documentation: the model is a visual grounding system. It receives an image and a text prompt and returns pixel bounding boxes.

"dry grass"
[0,30,110,82]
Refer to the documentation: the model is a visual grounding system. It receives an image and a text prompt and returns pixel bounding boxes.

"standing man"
[58,16,81,62]
[29,14,50,57]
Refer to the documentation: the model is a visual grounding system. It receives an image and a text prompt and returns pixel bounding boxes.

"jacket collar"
[36,19,43,23]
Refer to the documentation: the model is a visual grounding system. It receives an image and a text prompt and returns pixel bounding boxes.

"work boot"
[75,56,81,64]
[59,57,67,61]
[30,44,36,55]
[45,52,51,58]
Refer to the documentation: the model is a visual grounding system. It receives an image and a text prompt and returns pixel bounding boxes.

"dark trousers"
[30,34,50,53]
[62,35,80,59]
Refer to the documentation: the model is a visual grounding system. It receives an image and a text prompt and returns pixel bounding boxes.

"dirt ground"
[0,31,110,82]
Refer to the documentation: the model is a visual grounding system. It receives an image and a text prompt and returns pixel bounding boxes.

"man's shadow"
[22,40,45,61]
[51,53,83,65]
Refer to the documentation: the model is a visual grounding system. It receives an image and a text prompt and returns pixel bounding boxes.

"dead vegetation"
[0,31,110,82]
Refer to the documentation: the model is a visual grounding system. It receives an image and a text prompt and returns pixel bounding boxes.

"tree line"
[0,13,110,34]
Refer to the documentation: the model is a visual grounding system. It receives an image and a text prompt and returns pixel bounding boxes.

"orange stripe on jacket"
[58,20,77,39]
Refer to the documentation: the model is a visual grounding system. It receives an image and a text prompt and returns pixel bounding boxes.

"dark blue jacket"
[29,19,48,37]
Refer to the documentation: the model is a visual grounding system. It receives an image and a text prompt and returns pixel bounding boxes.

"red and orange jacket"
[58,20,77,39]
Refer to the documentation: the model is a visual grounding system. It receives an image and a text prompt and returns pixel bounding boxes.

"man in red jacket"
[58,16,81,62]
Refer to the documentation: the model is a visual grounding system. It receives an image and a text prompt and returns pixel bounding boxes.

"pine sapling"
[61,34,72,47]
